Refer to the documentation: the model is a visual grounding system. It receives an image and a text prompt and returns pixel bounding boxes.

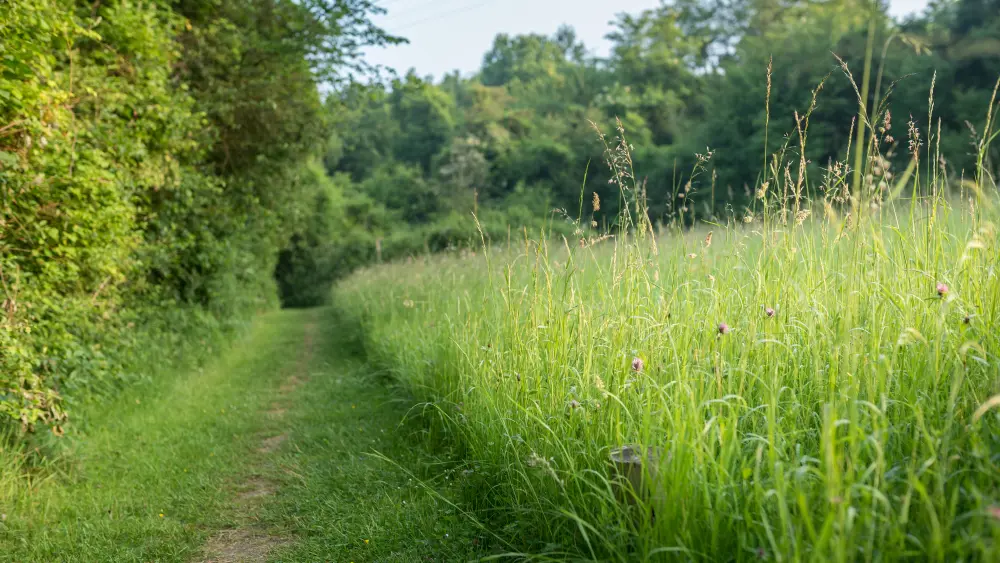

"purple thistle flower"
[718,322,730,335]
[631,357,643,372]
[936,282,949,297]
[765,307,775,318]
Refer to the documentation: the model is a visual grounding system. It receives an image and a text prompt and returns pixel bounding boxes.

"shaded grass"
[262,308,494,562]
[2,305,500,562]
[0,310,310,562]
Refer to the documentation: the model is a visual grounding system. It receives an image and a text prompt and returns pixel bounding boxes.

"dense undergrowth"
[337,75,1000,559]
[0,0,394,429]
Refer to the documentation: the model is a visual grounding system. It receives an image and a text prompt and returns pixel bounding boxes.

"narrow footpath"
[0,309,489,562]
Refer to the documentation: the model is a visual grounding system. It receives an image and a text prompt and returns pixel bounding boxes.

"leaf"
[0,151,19,168]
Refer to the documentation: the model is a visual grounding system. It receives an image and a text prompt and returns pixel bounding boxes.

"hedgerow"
[0,0,395,429]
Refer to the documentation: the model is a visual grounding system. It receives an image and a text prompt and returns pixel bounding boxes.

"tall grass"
[336,73,1000,561]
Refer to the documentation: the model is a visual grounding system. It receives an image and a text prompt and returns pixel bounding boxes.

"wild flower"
[765,307,775,318]
[527,452,563,485]
[631,357,643,372]
[936,282,949,297]
[718,323,730,335]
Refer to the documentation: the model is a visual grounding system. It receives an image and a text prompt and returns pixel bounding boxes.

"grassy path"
[0,309,489,562]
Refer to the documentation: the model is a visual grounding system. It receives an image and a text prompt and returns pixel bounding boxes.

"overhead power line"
[387,0,497,32]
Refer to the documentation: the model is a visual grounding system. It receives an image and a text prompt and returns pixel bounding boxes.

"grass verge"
[1,307,495,562]
[261,308,493,562]
[0,310,304,561]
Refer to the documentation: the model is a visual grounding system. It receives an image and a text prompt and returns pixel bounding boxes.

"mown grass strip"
[0,310,310,562]
[261,309,494,562]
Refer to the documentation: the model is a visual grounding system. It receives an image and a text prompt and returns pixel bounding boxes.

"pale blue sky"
[365,0,932,80]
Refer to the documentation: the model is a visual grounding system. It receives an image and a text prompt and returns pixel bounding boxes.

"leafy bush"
[0,0,395,429]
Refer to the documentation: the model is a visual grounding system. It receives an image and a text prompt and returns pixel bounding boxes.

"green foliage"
[361,162,441,224]
[0,0,396,427]
[275,164,377,308]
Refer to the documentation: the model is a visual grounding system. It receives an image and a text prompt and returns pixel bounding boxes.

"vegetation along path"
[0,309,490,562]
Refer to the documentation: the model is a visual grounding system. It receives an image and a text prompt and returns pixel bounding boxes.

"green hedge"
[0,0,391,430]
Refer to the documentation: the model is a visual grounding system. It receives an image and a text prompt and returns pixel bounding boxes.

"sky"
[363,0,932,81]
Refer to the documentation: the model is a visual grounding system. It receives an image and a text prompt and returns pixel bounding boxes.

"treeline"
[306,0,999,269]
[0,0,395,428]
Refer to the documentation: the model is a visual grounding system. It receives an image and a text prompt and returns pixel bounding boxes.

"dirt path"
[196,318,317,563]
[2,308,493,561]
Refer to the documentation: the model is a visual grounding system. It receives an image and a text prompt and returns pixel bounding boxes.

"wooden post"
[609,445,668,520]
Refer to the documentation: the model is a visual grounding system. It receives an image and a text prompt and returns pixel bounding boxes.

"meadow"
[336,99,1000,560]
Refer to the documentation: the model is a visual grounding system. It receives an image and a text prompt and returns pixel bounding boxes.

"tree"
[389,73,457,172]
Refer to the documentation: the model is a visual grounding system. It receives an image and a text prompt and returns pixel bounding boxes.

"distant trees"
[318,0,999,262]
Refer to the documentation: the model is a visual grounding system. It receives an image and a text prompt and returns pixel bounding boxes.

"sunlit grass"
[337,87,1000,560]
